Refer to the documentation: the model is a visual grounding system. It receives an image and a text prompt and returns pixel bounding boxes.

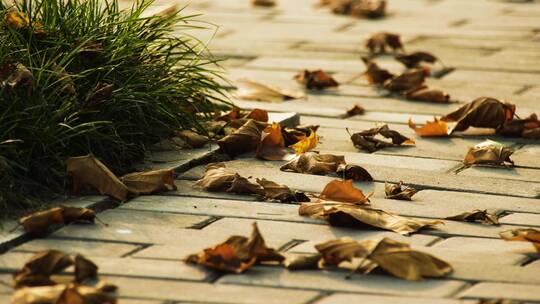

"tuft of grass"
[0,0,230,215]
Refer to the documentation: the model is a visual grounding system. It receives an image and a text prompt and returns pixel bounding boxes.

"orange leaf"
[244,108,269,122]
[256,122,291,160]
[408,117,449,137]
[289,130,318,154]
[319,179,371,204]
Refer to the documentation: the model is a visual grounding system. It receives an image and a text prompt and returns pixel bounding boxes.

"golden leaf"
[256,122,291,161]
[408,117,449,137]
[463,140,514,166]
[121,169,177,195]
[289,130,318,154]
[500,228,540,251]
[319,179,371,204]
[445,209,500,226]
[5,11,29,29]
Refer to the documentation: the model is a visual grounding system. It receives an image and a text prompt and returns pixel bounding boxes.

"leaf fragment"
[383,68,428,93]
[365,32,403,54]
[280,152,345,175]
[194,163,239,192]
[344,104,365,117]
[120,169,177,195]
[445,209,500,226]
[256,178,310,203]
[252,0,276,7]
[284,254,322,270]
[66,154,129,201]
[408,117,449,137]
[19,206,95,236]
[245,108,269,122]
[74,255,98,283]
[463,140,514,166]
[256,122,291,161]
[185,222,284,273]
[319,179,371,204]
[13,250,74,288]
[361,57,394,85]
[395,51,438,68]
[289,130,318,154]
[177,130,209,148]
[350,124,414,153]
[497,113,540,138]
[384,182,418,201]
[282,125,319,146]
[336,164,373,182]
[236,78,305,102]
[217,119,267,157]
[405,86,450,103]
[322,0,387,19]
[442,97,516,133]
[294,69,339,90]
[500,228,540,251]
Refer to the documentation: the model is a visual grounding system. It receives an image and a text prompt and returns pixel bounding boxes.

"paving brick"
[449,262,540,284]
[113,276,320,304]
[444,69,540,86]
[13,239,140,257]
[96,209,209,228]
[435,236,537,254]
[202,217,440,248]
[511,145,540,169]
[458,166,540,183]
[315,293,475,304]
[526,260,540,268]
[499,213,540,227]
[290,241,527,266]
[0,274,12,294]
[218,266,468,298]
[459,282,540,302]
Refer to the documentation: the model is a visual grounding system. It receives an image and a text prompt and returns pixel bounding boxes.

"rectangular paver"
[459,282,540,302]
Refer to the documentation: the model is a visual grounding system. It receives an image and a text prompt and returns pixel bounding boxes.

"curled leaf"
[464,140,514,166]
[280,152,345,175]
[236,79,305,102]
[365,32,403,54]
[408,117,449,137]
[216,107,241,122]
[322,0,386,19]
[500,228,540,251]
[335,164,373,182]
[445,209,500,226]
[384,182,418,201]
[405,86,450,103]
[350,124,414,153]
[194,163,237,192]
[294,69,339,90]
[120,169,177,195]
[19,206,95,236]
[74,255,98,283]
[177,130,209,148]
[361,57,394,85]
[13,250,74,288]
[315,237,370,266]
[185,222,284,273]
[256,178,310,203]
[284,254,322,270]
[497,113,540,138]
[66,154,129,201]
[319,179,371,204]
[282,125,320,146]
[395,51,438,68]
[244,108,269,122]
[217,119,268,157]
[383,68,428,93]
[344,104,365,117]
[256,122,291,161]
[289,130,318,154]
[442,97,515,133]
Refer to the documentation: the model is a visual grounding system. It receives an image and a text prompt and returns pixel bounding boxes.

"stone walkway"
[2,0,540,303]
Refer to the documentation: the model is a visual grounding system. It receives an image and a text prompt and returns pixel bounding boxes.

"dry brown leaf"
[383,68,428,93]
[289,130,318,154]
[244,108,269,122]
[350,125,415,153]
[121,169,177,195]
[280,152,345,175]
[299,201,441,235]
[405,86,450,103]
[336,164,373,182]
[1,62,34,89]
[74,255,98,283]
[322,0,386,19]
[282,125,319,146]
[256,178,310,203]
[395,51,438,68]
[365,32,403,54]
[12,282,118,304]
[13,250,74,288]
[441,97,516,133]
[194,163,238,192]
[236,79,305,102]
[523,127,540,139]
[19,206,95,236]
[361,57,394,85]
[216,107,241,122]
[408,117,449,137]
[284,254,322,270]
[227,175,265,196]
[85,83,113,108]
[384,182,418,201]
[344,104,365,117]
[217,119,268,157]
[464,140,514,166]
[497,113,540,138]
[500,228,540,251]
[319,179,371,204]
[176,130,209,148]
[185,222,284,273]
[294,69,339,90]
[445,209,500,226]
[315,237,370,266]
[256,122,291,161]
[252,0,276,7]
[66,154,129,201]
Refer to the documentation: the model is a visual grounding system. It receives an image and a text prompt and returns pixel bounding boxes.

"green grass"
[0,0,229,215]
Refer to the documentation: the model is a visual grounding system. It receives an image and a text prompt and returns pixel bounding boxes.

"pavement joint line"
[513,84,535,95]
[120,243,153,258]
[304,291,332,304]
[278,239,306,252]
[188,216,222,230]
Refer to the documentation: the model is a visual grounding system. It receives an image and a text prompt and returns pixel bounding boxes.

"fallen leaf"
[315,237,370,266]
[445,209,500,225]
[405,86,450,103]
[294,69,339,90]
[289,130,318,154]
[66,154,129,201]
[300,201,441,235]
[217,119,268,157]
[256,122,291,161]
[236,79,305,102]
[497,113,540,138]
[464,140,514,166]
[361,57,394,85]
[441,97,516,133]
[74,255,98,283]
[13,250,73,288]
[1,62,34,89]
[344,104,365,117]
[19,206,95,236]
[185,222,284,273]
[194,163,238,192]
[244,108,269,122]
[284,254,322,270]
[335,164,373,182]
[282,125,319,146]
[395,51,438,68]
[365,32,403,54]
[383,68,427,93]
[322,0,386,19]
[85,83,113,108]
[523,127,540,139]
[227,175,265,196]
[384,182,418,201]
[350,125,414,153]
[5,11,29,29]
[280,152,345,175]
[12,282,118,304]
[121,169,177,195]
[319,179,372,204]
[177,130,209,148]
[216,107,241,122]
[252,0,276,7]
[408,117,449,137]
[500,228,540,251]
[256,178,310,203]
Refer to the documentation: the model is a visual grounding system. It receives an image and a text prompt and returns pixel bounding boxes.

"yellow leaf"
[5,11,29,29]
[408,117,449,137]
[289,130,318,154]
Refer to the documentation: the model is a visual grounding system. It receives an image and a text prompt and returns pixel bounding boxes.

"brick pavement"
[1,0,540,303]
